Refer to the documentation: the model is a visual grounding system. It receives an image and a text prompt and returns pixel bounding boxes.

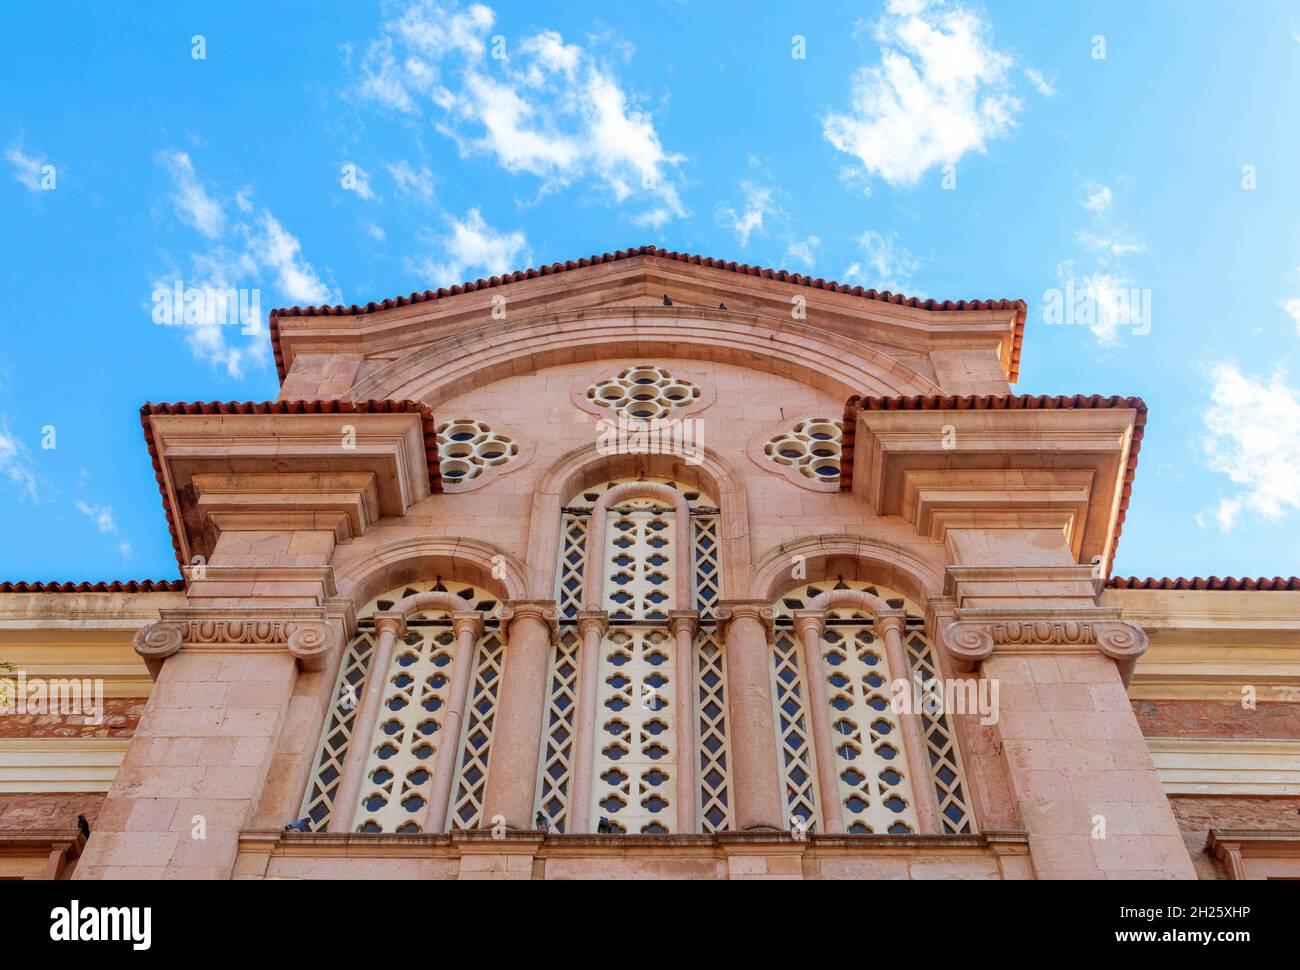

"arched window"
[298,580,505,833]
[771,580,974,835]
[543,478,732,834]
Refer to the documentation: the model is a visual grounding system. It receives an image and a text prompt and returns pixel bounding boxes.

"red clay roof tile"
[0,580,185,593]
[139,400,442,572]
[1107,576,1300,591]
[838,393,1146,578]
[267,245,1028,384]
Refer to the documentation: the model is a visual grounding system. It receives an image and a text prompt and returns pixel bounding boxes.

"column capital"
[373,611,407,639]
[716,600,775,640]
[791,609,825,638]
[497,600,560,637]
[875,609,907,636]
[451,610,485,640]
[132,611,340,678]
[575,610,609,638]
[667,609,700,637]
[941,608,1148,685]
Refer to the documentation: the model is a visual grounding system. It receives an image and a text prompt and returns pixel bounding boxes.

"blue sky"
[2,0,1299,582]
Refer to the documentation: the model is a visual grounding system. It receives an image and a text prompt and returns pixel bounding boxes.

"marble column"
[567,610,608,833]
[328,612,404,834]
[792,610,844,834]
[668,610,700,834]
[423,610,485,833]
[716,601,783,831]
[480,601,558,830]
[877,611,940,835]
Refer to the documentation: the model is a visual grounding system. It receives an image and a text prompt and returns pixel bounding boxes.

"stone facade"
[1,249,1297,879]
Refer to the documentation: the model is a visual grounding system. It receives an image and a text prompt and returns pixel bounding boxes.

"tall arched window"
[298,580,505,833]
[771,580,974,835]
[544,478,732,834]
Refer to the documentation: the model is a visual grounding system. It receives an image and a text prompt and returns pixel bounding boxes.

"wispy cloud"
[785,235,822,268]
[386,159,436,205]
[406,207,529,288]
[1025,67,1057,97]
[823,0,1021,188]
[0,414,39,501]
[153,151,337,378]
[157,150,226,238]
[351,2,686,223]
[1200,362,1300,530]
[342,161,377,200]
[75,499,117,534]
[6,141,51,194]
[843,230,922,293]
[716,182,778,248]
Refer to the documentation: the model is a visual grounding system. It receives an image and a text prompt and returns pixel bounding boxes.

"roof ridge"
[266,245,1028,384]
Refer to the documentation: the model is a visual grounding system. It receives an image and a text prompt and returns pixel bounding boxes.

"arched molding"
[347,307,944,406]
[750,533,944,608]
[333,534,527,611]
[523,441,751,601]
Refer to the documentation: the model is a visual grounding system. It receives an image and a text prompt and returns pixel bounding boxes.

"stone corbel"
[942,609,1148,685]
[132,613,340,679]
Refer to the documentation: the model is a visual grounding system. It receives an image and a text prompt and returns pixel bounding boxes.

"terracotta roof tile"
[140,400,442,571]
[0,580,185,593]
[268,245,1027,383]
[838,393,1146,577]
[1107,576,1300,591]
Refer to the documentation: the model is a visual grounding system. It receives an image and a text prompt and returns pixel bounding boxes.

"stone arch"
[749,533,944,608]
[333,534,528,611]
[523,440,751,600]
[348,307,945,405]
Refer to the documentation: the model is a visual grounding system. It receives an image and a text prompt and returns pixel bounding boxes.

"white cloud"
[406,207,529,287]
[1200,363,1300,530]
[785,235,822,268]
[75,499,117,534]
[843,230,922,293]
[156,150,226,238]
[353,2,686,222]
[360,217,386,242]
[153,152,338,378]
[0,414,38,501]
[386,159,436,205]
[117,541,133,561]
[342,162,376,200]
[1281,296,1300,335]
[823,0,1021,187]
[716,183,778,248]
[1081,182,1113,212]
[1076,228,1145,259]
[1025,67,1057,97]
[6,144,49,193]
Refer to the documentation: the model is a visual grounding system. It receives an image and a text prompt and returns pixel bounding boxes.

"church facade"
[2,247,1297,880]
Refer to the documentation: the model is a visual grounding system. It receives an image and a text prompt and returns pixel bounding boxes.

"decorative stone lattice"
[904,628,974,834]
[553,478,725,835]
[355,627,454,833]
[591,628,677,834]
[696,630,733,832]
[771,629,819,829]
[555,515,588,622]
[821,624,918,834]
[604,503,675,622]
[535,629,580,832]
[299,632,376,831]
[435,419,519,484]
[302,580,504,834]
[585,365,701,419]
[763,418,844,483]
[773,579,974,835]
[448,629,505,830]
